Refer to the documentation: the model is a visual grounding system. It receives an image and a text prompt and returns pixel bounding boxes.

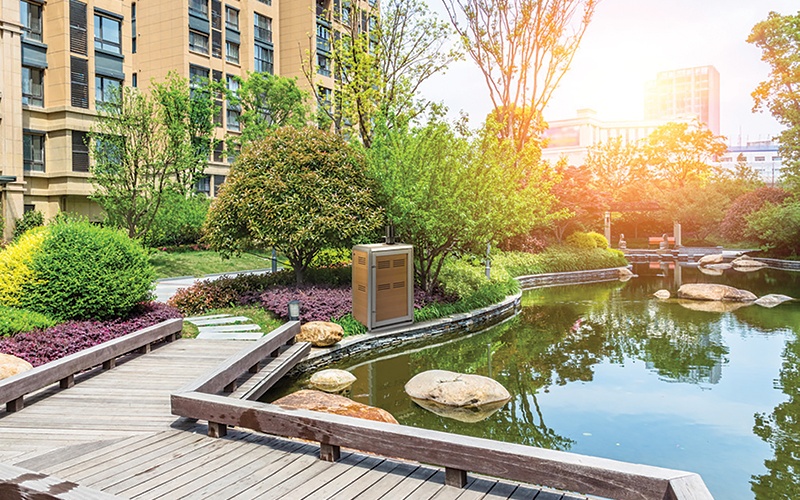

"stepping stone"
[195,331,264,340]
[197,324,262,333]
[183,313,232,322]
[186,316,251,326]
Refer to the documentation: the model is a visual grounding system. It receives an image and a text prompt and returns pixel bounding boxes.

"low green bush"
[438,256,512,301]
[564,231,597,249]
[13,210,44,241]
[0,306,56,337]
[20,221,155,320]
[0,227,47,307]
[587,231,609,249]
[144,189,210,248]
[493,247,627,276]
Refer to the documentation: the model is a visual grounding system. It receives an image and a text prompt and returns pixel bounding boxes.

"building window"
[23,133,45,172]
[190,65,210,86]
[755,156,765,162]
[254,45,273,74]
[195,176,211,195]
[213,175,226,196]
[773,156,782,161]
[212,30,222,58]
[20,1,43,42]
[317,23,331,52]
[96,75,122,105]
[254,13,272,43]
[256,0,271,5]
[225,41,239,64]
[22,66,44,107]
[212,141,224,163]
[211,0,222,29]
[94,14,122,54]
[226,108,240,131]
[317,53,331,77]
[225,6,239,30]
[189,0,208,18]
[720,157,732,163]
[72,131,90,172]
[69,0,88,55]
[189,30,209,54]
[132,72,138,87]
[131,3,137,53]
[71,57,89,108]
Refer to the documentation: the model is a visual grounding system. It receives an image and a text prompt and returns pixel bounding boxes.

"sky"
[420,0,798,144]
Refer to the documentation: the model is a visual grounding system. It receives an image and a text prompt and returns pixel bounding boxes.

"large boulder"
[405,370,511,409]
[0,354,33,380]
[705,263,732,270]
[297,321,344,347]
[677,284,756,302]
[698,254,724,266]
[309,369,356,392]
[754,294,795,308]
[412,398,508,423]
[676,299,750,313]
[732,259,767,270]
[618,268,635,282]
[274,389,397,424]
[698,266,723,277]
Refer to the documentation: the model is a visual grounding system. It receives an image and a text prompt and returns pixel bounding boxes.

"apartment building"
[644,65,720,136]
[0,0,376,240]
[716,141,785,186]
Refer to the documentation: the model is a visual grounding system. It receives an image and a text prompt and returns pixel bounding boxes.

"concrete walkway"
[153,268,276,303]
[184,313,264,340]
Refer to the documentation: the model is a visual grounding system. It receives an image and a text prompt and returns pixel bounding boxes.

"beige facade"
[0,0,377,240]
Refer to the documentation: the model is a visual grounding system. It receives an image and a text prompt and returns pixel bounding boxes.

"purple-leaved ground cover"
[0,302,182,366]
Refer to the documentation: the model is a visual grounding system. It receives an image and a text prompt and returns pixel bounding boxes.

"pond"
[266,263,800,499]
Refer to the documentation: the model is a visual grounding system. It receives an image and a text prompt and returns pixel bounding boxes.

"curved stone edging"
[753,257,800,271]
[291,266,628,374]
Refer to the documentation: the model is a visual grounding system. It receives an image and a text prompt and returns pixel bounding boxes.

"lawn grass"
[180,305,285,339]
[149,249,279,279]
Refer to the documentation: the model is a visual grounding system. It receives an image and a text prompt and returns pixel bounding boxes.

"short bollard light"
[288,300,301,321]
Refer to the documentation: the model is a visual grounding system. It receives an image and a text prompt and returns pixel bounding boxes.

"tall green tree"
[89,74,215,241]
[584,136,647,201]
[203,127,383,285]
[308,0,459,146]
[367,114,557,293]
[642,121,727,189]
[748,11,800,192]
[442,0,600,151]
[225,72,309,151]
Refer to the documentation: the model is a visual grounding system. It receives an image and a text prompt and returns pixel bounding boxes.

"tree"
[225,72,309,151]
[442,0,600,151]
[584,136,647,201]
[367,114,557,293]
[642,121,727,189]
[657,183,730,241]
[549,163,606,242]
[720,186,788,242]
[748,11,800,192]
[307,0,459,146]
[745,200,800,255]
[203,126,384,285]
[89,74,216,241]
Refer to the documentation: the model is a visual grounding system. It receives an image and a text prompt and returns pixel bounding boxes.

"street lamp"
[288,300,301,321]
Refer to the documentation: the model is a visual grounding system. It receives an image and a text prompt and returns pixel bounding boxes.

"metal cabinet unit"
[352,244,414,331]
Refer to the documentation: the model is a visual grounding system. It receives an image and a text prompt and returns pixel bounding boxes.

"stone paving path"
[184,314,263,340]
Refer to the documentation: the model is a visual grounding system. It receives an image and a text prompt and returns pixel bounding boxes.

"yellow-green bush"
[438,256,513,301]
[0,227,47,306]
[565,231,597,249]
[586,231,609,249]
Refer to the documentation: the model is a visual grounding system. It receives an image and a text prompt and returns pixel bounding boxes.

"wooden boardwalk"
[0,339,584,499]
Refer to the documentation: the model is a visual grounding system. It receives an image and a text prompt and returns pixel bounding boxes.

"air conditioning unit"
[352,243,413,331]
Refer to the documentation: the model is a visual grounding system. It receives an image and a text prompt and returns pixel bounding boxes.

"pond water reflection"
[266,263,800,499]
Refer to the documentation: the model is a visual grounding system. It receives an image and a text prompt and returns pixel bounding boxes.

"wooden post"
[208,422,227,438]
[320,443,340,462]
[445,467,467,488]
[224,381,237,393]
[138,343,151,354]
[6,397,23,413]
[102,359,116,370]
[249,363,260,374]
[270,348,280,357]
[59,374,75,389]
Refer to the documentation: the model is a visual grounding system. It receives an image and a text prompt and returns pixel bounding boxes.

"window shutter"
[71,57,89,108]
[72,131,90,172]
[69,0,88,55]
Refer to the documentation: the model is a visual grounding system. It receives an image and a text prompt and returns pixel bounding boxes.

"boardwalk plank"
[484,481,520,499]
[299,455,385,499]
[405,469,446,500]
[353,461,419,499]
[379,464,438,499]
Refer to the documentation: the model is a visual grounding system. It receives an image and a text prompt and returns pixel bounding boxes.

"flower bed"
[0,302,182,367]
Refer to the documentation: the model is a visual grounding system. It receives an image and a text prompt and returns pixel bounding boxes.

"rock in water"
[705,263,732,270]
[677,283,756,302]
[618,267,635,281]
[309,369,356,392]
[698,254,724,266]
[676,299,750,313]
[732,259,767,269]
[653,289,671,299]
[411,398,508,423]
[273,389,398,424]
[0,354,33,380]
[698,267,723,276]
[405,370,511,409]
[297,321,344,347]
[754,294,795,308]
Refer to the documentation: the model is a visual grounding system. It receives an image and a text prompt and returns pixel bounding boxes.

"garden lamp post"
[288,300,301,321]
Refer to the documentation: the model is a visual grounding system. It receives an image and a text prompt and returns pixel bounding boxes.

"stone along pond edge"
[291,266,632,374]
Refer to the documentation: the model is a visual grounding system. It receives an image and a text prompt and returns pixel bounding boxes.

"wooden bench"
[649,236,675,247]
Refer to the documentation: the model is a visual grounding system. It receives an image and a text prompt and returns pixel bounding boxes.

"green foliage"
[657,183,731,241]
[585,136,647,200]
[13,210,44,240]
[438,256,512,301]
[333,313,368,337]
[643,121,727,189]
[0,306,55,337]
[204,126,383,285]
[492,247,627,277]
[90,73,216,241]
[0,227,47,307]
[565,231,597,250]
[587,232,609,249]
[720,186,789,242]
[746,201,800,256]
[310,247,352,268]
[19,221,155,320]
[367,114,556,293]
[748,11,800,194]
[549,163,605,242]
[143,189,210,247]
[225,72,309,151]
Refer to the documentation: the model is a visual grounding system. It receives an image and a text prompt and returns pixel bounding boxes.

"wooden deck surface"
[0,339,585,499]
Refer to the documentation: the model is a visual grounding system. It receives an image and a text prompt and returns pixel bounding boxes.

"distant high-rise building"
[644,65,720,135]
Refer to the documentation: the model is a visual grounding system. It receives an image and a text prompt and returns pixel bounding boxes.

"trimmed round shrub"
[0,227,47,307]
[565,231,597,249]
[19,221,155,320]
[586,231,609,249]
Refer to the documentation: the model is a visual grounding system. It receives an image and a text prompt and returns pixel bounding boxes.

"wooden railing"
[171,391,712,500]
[0,318,182,413]
[171,318,712,499]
